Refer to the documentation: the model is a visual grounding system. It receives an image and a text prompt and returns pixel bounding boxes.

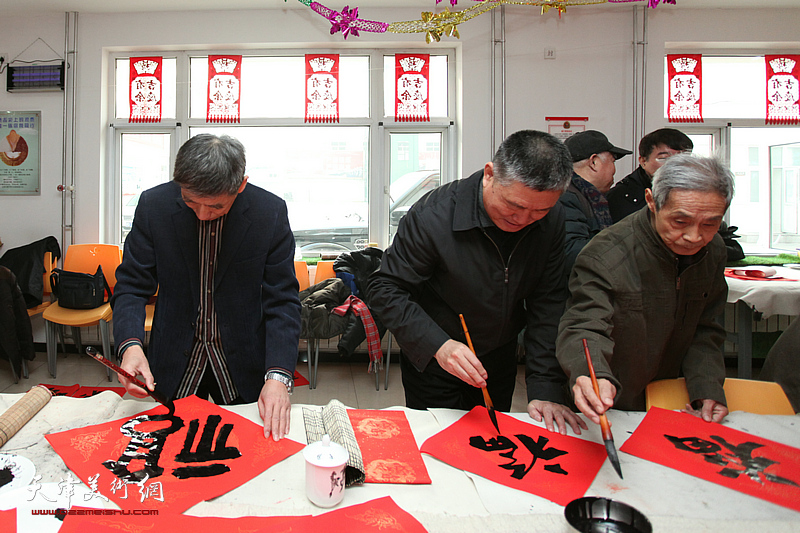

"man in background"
[112,134,301,441]
[560,130,631,276]
[557,153,733,426]
[369,130,587,436]
[607,128,693,223]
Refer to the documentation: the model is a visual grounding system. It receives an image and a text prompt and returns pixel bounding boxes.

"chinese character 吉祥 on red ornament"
[305,54,339,123]
[667,54,703,123]
[395,54,430,122]
[765,55,800,125]
[130,57,162,123]
[207,55,242,123]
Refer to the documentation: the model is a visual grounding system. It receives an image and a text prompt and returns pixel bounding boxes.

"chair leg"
[99,319,113,382]
[72,326,83,359]
[384,333,392,391]
[307,340,313,390]
[313,340,320,390]
[45,319,58,378]
[21,359,28,379]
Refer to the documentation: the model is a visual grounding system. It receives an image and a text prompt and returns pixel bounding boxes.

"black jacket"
[606,166,650,223]
[368,170,570,404]
[0,236,61,308]
[0,267,35,378]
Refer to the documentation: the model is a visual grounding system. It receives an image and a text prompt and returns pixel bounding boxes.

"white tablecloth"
[0,393,798,532]
[726,266,800,318]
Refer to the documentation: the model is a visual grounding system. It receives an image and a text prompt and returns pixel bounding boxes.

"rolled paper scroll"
[0,385,53,448]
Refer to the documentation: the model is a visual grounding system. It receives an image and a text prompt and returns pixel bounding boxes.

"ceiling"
[9,0,800,14]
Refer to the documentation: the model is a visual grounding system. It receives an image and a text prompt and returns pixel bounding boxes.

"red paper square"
[421,407,607,506]
[620,407,800,513]
[0,508,14,533]
[313,496,428,532]
[348,410,431,484]
[46,395,304,513]
[73,386,127,399]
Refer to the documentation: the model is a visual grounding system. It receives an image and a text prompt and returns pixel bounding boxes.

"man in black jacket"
[606,128,693,223]
[368,130,586,435]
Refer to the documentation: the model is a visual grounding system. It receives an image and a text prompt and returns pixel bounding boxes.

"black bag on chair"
[50,265,112,309]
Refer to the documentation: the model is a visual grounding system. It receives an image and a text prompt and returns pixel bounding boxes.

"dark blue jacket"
[111,181,301,403]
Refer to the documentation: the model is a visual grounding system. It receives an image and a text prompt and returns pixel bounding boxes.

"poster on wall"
[0,111,40,196]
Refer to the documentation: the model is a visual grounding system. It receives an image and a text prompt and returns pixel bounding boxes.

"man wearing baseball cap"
[559,130,632,276]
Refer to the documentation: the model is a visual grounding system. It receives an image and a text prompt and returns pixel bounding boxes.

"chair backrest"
[294,260,310,292]
[63,244,122,288]
[42,251,56,295]
[645,377,795,415]
[314,260,336,284]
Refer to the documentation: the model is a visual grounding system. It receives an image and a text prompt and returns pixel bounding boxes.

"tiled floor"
[0,350,532,412]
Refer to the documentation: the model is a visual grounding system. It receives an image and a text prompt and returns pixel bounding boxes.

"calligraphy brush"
[85,346,175,415]
[582,339,623,479]
[459,314,500,435]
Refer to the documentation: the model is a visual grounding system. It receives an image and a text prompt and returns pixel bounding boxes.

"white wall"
[1,5,799,250]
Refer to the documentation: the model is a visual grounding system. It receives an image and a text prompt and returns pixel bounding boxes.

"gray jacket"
[557,207,728,411]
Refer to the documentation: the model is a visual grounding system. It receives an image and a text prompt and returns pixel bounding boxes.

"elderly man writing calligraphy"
[112,134,300,441]
[369,130,587,435]
[557,153,733,425]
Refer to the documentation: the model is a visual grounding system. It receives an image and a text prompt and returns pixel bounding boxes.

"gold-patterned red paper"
[45,395,304,513]
[60,497,426,532]
[59,507,307,532]
[766,55,800,125]
[348,409,431,484]
[395,54,430,122]
[421,407,607,506]
[305,54,339,123]
[313,496,428,532]
[620,407,800,513]
[667,54,703,123]
[207,55,242,123]
[129,57,162,123]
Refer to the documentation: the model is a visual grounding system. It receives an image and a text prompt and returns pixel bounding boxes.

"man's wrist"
[265,369,294,394]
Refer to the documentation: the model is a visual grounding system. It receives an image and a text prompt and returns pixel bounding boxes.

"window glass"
[115,58,177,120]
[189,56,369,119]
[120,133,172,242]
[191,126,369,255]
[383,55,448,118]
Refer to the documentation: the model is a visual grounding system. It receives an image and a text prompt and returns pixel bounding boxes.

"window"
[111,50,456,252]
[672,54,800,252]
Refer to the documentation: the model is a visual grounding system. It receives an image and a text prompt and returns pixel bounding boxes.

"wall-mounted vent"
[7,62,65,92]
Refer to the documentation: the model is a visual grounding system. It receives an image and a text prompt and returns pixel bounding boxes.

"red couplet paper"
[620,407,800,513]
[59,497,426,533]
[294,370,310,387]
[421,407,607,506]
[0,508,14,533]
[45,395,304,513]
[73,386,127,398]
[39,383,80,397]
[348,409,431,484]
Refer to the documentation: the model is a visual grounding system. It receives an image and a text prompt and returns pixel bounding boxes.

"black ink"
[171,415,241,479]
[665,433,800,488]
[103,413,185,483]
[469,433,568,480]
[0,467,13,488]
[171,463,231,479]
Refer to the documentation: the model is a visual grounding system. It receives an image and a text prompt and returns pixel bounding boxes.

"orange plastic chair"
[294,260,310,292]
[645,377,795,415]
[42,244,121,379]
[314,260,336,284]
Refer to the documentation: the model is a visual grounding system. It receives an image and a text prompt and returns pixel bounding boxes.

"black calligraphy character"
[102,413,185,483]
[172,414,241,479]
[665,434,800,487]
[469,434,568,480]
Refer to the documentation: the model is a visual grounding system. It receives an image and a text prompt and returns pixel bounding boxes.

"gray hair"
[651,153,734,210]
[492,130,573,193]
[173,134,246,196]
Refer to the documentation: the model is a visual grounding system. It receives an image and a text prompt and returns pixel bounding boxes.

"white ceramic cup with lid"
[303,434,349,508]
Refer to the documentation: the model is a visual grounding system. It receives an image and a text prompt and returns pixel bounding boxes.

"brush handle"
[582,339,614,441]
